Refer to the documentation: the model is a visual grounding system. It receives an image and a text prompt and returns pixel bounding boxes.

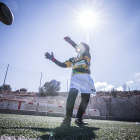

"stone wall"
[90,96,140,120]
[39,94,140,120]
[1,90,140,120]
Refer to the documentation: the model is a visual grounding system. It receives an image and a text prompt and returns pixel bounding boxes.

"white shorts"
[69,74,96,96]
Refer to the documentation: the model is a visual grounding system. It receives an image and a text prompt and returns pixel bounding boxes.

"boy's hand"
[64,36,71,43]
[45,52,55,61]
[64,36,77,48]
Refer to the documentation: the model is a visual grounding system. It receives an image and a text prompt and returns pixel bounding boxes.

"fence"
[0,63,139,120]
[0,63,70,96]
[0,97,100,117]
[127,86,140,91]
[1,63,139,95]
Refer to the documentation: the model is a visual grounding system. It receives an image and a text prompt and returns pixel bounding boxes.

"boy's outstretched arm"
[64,36,77,48]
[45,52,71,68]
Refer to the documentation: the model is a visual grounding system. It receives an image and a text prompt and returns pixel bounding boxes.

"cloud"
[134,73,140,76]
[95,82,115,91]
[126,81,133,85]
[100,88,105,91]
[116,86,123,91]
[138,79,140,82]
[104,84,115,91]
[95,81,108,88]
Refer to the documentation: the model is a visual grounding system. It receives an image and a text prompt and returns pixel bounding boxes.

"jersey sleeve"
[53,58,72,68]
[64,60,72,68]
[53,59,67,68]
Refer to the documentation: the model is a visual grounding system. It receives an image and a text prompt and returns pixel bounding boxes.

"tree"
[20,88,27,93]
[0,84,11,91]
[128,86,130,91]
[111,88,117,97]
[122,83,127,91]
[41,79,61,96]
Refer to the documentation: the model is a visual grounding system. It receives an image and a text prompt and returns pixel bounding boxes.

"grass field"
[0,113,140,140]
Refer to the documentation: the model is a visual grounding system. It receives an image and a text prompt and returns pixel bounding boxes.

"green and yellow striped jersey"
[64,51,91,75]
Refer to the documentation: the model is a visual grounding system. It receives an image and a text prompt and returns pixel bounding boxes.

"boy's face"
[75,43,85,55]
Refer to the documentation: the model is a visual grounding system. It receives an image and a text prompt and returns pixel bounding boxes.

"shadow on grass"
[40,125,100,140]
[0,125,100,140]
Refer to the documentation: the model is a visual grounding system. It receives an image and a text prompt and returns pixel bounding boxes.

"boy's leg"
[75,93,90,124]
[66,88,78,118]
[61,88,78,125]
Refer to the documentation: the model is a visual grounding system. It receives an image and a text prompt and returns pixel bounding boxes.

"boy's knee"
[69,88,79,93]
[81,93,90,102]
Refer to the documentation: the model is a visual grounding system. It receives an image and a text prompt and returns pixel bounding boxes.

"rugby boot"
[61,117,71,126]
[75,118,88,125]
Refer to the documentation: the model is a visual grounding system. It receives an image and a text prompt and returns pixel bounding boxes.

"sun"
[77,10,98,30]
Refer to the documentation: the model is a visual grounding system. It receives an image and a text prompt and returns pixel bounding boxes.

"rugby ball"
[0,2,14,25]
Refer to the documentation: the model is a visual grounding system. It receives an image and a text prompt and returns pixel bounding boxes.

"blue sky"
[0,0,140,92]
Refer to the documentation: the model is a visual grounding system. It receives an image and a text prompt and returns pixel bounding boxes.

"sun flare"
[78,10,98,30]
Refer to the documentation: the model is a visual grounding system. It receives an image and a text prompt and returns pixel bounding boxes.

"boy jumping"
[45,37,96,126]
